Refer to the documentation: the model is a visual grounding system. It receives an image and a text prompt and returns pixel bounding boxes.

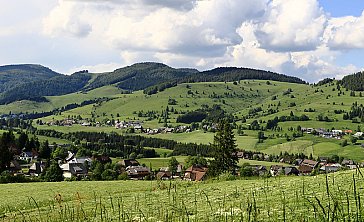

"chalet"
[60,163,88,178]
[92,155,112,164]
[235,151,245,158]
[301,159,318,168]
[19,151,37,162]
[320,163,342,173]
[342,159,355,166]
[298,165,314,175]
[284,167,299,176]
[279,157,292,164]
[159,164,183,176]
[270,165,284,176]
[8,160,21,173]
[28,162,45,176]
[251,165,267,176]
[184,165,208,181]
[294,159,303,166]
[118,159,140,167]
[126,166,150,180]
[156,171,172,180]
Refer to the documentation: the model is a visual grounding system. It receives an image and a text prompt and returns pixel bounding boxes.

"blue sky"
[0,0,364,82]
[319,0,364,17]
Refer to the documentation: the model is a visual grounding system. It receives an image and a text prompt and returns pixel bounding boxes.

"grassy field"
[4,80,364,162]
[1,170,364,221]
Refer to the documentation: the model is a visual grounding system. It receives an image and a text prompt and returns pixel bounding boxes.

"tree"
[17,132,28,150]
[43,161,63,182]
[39,140,51,159]
[240,163,253,177]
[0,132,15,173]
[168,157,179,176]
[209,119,238,177]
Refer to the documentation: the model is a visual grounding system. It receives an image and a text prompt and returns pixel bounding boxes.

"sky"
[1,0,364,82]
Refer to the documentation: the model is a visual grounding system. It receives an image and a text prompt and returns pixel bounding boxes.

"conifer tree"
[209,119,238,176]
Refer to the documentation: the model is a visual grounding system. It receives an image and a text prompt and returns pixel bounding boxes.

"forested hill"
[0,64,61,94]
[0,62,306,104]
[340,71,364,91]
[85,62,199,91]
[183,67,306,84]
[0,72,92,104]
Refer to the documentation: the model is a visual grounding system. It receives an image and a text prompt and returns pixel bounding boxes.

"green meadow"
[1,170,364,221]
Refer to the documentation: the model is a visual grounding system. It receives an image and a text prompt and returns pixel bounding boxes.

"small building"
[270,165,284,176]
[118,159,140,168]
[28,162,45,176]
[301,159,318,168]
[320,163,341,173]
[126,166,150,180]
[60,163,88,178]
[284,166,299,176]
[298,164,314,175]
[156,171,172,180]
[19,151,37,162]
[184,165,208,181]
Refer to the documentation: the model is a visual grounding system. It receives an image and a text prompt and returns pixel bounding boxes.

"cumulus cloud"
[41,0,364,82]
[254,0,327,52]
[325,12,364,50]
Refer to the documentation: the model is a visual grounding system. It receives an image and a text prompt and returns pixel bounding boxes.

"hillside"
[0,62,305,105]
[0,64,61,94]
[27,79,364,162]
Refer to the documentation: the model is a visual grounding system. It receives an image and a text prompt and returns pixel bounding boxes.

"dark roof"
[298,165,314,173]
[284,167,299,175]
[118,159,140,167]
[156,171,172,179]
[301,159,318,168]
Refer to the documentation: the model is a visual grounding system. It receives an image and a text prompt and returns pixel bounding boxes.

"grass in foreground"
[1,170,364,221]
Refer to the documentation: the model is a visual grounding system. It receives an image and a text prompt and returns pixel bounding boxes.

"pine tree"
[209,119,238,176]
[43,161,63,182]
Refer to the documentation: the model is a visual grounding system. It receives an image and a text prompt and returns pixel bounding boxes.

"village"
[6,146,360,183]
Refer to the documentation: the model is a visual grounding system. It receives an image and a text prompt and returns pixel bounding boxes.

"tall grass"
[1,170,364,221]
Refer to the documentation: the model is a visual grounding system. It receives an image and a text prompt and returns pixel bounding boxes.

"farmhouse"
[184,165,208,181]
[126,166,150,180]
[28,162,45,176]
[18,151,37,162]
[301,159,318,168]
[298,164,314,175]
[270,165,284,176]
[60,163,88,178]
[118,159,140,167]
[156,171,172,180]
[320,163,342,173]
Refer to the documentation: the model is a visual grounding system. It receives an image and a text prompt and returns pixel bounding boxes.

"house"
[301,159,318,168]
[279,157,292,164]
[19,151,37,163]
[156,171,172,180]
[270,165,284,176]
[354,132,363,137]
[8,160,21,173]
[184,165,208,181]
[320,163,342,173]
[60,163,88,178]
[159,164,183,177]
[284,166,299,176]
[234,151,244,158]
[92,155,112,164]
[118,159,140,168]
[294,159,303,166]
[28,162,45,176]
[342,159,355,166]
[126,166,150,180]
[252,165,267,176]
[298,164,314,175]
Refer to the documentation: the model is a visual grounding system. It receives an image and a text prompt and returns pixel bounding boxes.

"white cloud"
[37,0,364,81]
[325,12,364,50]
